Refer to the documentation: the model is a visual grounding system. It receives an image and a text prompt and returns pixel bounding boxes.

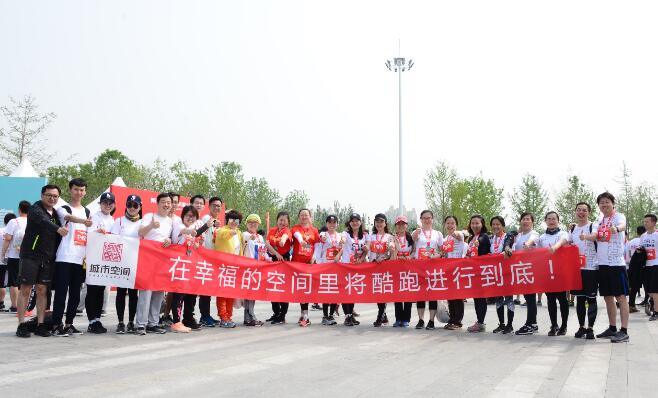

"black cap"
[126,194,142,205]
[326,215,338,223]
[349,213,361,221]
[100,192,116,203]
[374,213,387,222]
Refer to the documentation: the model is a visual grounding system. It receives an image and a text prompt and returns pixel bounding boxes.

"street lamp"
[385,57,413,216]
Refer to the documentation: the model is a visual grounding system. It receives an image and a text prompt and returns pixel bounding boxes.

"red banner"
[110,185,217,219]
[135,241,583,303]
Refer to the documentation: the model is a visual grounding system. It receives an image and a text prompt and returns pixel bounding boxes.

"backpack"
[570,222,597,251]
[61,205,91,219]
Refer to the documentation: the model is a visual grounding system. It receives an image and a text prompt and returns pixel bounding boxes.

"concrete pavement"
[1,294,657,397]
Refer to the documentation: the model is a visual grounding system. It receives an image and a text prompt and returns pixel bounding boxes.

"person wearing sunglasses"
[109,194,143,334]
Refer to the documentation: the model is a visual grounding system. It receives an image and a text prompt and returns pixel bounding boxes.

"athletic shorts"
[644,266,658,294]
[597,265,629,297]
[7,258,20,287]
[17,257,55,286]
[572,269,598,298]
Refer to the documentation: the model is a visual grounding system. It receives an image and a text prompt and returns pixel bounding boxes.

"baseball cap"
[395,215,408,225]
[100,192,116,203]
[326,215,338,223]
[349,213,362,221]
[374,213,387,222]
[245,214,261,224]
[126,194,142,205]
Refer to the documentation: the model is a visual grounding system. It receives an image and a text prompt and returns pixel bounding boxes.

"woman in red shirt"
[291,208,320,327]
[265,211,293,325]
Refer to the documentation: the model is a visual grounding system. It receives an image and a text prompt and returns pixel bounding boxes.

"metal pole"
[398,66,403,216]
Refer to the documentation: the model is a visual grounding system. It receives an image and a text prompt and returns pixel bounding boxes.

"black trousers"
[172,293,197,323]
[51,262,84,326]
[342,303,354,315]
[474,298,488,324]
[394,302,412,322]
[448,299,464,326]
[116,287,138,323]
[417,301,437,310]
[546,291,569,328]
[322,303,337,317]
[576,296,597,328]
[199,295,211,317]
[85,284,106,321]
[377,303,387,318]
[524,293,538,325]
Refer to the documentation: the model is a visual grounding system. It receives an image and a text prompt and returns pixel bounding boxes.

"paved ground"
[0,294,657,398]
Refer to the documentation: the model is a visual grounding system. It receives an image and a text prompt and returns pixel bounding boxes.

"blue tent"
[0,159,46,227]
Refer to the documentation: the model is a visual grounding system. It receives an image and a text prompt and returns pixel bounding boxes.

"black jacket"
[19,200,62,262]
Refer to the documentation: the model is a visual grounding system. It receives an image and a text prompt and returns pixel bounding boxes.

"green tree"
[554,175,597,227]
[0,95,57,174]
[449,175,504,229]
[313,201,355,230]
[210,162,246,211]
[510,174,548,231]
[616,164,658,233]
[280,189,310,225]
[424,161,458,229]
[243,177,281,222]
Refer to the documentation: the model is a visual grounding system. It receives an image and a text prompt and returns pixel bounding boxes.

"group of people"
[1,179,657,345]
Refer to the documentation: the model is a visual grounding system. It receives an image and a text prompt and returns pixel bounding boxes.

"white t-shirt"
[569,223,598,270]
[55,206,90,264]
[414,229,444,259]
[141,213,174,242]
[512,230,539,252]
[109,216,142,238]
[490,233,506,254]
[200,214,219,249]
[242,231,268,260]
[341,232,367,263]
[640,231,658,267]
[442,232,466,259]
[367,232,395,262]
[595,212,627,267]
[232,233,241,255]
[537,230,570,249]
[89,211,115,234]
[3,216,27,259]
[315,231,342,263]
[626,237,641,265]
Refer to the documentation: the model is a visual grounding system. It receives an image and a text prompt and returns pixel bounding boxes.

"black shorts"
[0,263,6,288]
[7,258,20,287]
[645,266,658,294]
[597,265,629,297]
[572,269,598,298]
[17,257,55,286]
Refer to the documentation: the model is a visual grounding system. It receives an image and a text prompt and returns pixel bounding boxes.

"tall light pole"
[385,56,413,216]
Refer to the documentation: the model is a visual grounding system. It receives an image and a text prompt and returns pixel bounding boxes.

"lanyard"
[422,229,432,247]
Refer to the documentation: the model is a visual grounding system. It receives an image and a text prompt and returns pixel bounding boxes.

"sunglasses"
[126,202,140,209]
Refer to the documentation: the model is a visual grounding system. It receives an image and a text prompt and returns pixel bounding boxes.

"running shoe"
[467,322,485,333]
[610,330,629,343]
[322,317,330,325]
[244,320,264,327]
[515,324,537,335]
[183,318,202,331]
[51,324,70,337]
[649,313,658,321]
[492,324,505,333]
[126,322,136,334]
[220,320,237,328]
[271,315,286,325]
[87,322,107,334]
[557,326,567,336]
[351,316,360,325]
[199,315,217,328]
[373,317,383,327]
[574,327,587,338]
[326,316,337,325]
[146,325,167,334]
[65,325,83,335]
[35,323,51,337]
[265,314,277,322]
[596,327,617,339]
[160,315,173,327]
[548,325,559,336]
[8,307,17,314]
[502,324,514,334]
[415,319,425,330]
[425,320,435,330]
[136,327,146,336]
[311,304,322,311]
[392,321,401,327]
[171,322,191,333]
[16,322,31,338]
[401,321,410,327]
[585,328,595,340]
[115,322,126,334]
[382,314,389,325]
[344,315,354,326]
[299,318,310,327]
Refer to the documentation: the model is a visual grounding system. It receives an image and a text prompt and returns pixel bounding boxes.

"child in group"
[214,209,245,328]
[241,214,266,327]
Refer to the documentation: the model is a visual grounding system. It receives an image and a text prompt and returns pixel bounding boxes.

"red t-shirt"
[291,224,319,263]
[267,227,293,256]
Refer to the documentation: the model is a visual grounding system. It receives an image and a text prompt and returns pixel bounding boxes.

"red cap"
[395,215,408,224]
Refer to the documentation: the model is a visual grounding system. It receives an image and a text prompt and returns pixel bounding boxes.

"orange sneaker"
[171,322,191,333]
[24,310,34,317]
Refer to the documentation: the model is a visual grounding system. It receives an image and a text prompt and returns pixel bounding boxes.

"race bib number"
[371,241,387,254]
[597,227,611,242]
[74,229,88,246]
[647,248,656,261]
[418,247,434,259]
[441,239,454,253]
[299,244,313,257]
[258,246,267,261]
[326,247,339,261]
[579,255,587,268]
[398,251,410,259]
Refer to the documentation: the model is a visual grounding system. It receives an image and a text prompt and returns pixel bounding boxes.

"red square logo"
[102,242,123,262]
